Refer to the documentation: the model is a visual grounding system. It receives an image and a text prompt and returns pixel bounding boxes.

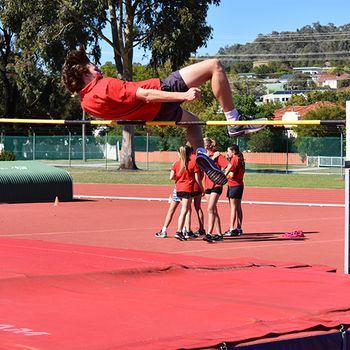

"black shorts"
[227,185,244,200]
[176,191,192,199]
[191,191,202,197]
[153,71,189,122]
[205,187,223,195]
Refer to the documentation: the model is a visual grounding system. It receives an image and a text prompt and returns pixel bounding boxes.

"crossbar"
[0,118,345,126]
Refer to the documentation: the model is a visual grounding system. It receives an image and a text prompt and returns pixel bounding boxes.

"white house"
[262,90,306,104]
[314,73,350,89]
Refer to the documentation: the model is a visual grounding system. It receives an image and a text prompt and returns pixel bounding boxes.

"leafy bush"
[0,150,16,161]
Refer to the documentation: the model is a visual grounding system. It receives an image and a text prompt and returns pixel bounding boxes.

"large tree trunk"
[117,0,137,170]
[119,125,137,169]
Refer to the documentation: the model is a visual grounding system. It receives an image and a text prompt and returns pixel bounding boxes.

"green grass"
[64,167,345,189]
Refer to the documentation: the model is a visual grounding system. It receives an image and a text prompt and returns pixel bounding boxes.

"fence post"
[82,111,86,162]
[32,130,36,161]
[68,130,72,168]
[146,132,149,171]
[105,133,108,169]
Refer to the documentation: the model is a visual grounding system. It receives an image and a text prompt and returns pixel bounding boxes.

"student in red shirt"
[170,145,203,241]
[201,138,232,243]
[61,47,265,185]
[224,144,245,237]
[188,146,205,237]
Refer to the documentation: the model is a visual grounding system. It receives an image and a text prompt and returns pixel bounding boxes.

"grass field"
[64,166,345,189]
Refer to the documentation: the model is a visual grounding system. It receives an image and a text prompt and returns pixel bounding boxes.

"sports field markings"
[0,242,158,264]
[74,195,344,208]
[0,227,138,237]
[174,238,343,254]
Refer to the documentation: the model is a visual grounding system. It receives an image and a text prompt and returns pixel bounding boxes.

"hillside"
[216,22,350,67]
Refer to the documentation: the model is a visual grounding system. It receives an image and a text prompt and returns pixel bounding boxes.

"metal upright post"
[82,111,86,162]
[32,130,36,161]
[344,100,350,273]
[146,132,149,171]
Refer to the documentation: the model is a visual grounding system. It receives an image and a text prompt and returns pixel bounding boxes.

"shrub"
[0,150,16,161]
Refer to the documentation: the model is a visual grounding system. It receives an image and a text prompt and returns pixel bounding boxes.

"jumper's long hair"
[228,144,245,170]
[61,46,91,94]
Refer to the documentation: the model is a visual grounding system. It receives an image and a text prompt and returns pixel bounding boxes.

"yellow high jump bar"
[0,118,345,126]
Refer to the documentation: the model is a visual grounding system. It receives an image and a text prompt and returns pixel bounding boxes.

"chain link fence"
[0,133,345,172]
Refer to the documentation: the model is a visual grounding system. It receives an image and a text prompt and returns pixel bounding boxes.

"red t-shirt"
[227,155,245,186]
[203,151,229,190]
[79,76,162,120]
[171,158,200,193]
[190,154,203,192]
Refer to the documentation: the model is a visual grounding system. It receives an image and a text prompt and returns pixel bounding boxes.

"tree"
[295,106,345,158]
[61,0,220,169]
[0,0,103,119]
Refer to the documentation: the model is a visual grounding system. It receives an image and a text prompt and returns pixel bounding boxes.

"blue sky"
[100,0,350,64]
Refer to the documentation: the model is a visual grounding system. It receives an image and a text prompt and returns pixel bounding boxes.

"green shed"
[0,161,73,203]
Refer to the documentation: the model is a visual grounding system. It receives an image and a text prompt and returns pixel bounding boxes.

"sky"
[100,0,350,64]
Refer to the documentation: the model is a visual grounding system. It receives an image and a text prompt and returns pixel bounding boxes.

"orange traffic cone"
[54,196,59,206]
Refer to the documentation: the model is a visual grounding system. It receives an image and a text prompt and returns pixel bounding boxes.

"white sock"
[224,108,240,121]
[161,227,167,233]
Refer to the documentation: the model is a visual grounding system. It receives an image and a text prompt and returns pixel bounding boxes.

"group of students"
[155,138,245,243]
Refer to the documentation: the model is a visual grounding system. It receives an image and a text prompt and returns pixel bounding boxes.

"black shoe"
[155,230,167,238]
[203,234,215,243]
[196,148,227,185]
[228,116,267,137]
[184,231,197,239]
[174,231,187,241]
[194,228,206,236]
[212,234,224,241]
[224,228,243,237]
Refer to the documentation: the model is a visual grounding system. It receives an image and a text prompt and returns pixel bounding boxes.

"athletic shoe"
[228,115,267,137]
[174,231,187,241]
[203,233,215,243]
[184,231,197,239]
[155,230,167,238]
[194,228,206,236]
[196,148,227,185]
[212,234,224,241]
[224,228,243,237]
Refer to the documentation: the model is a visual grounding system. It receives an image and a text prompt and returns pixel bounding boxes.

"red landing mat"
[0,238,349,350]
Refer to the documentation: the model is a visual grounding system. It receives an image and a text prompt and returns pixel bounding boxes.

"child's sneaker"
[174,231,187,241]
[212,234,224,241]
[194,228,206,236]
[155,230,167,238]
[184,231,197,239]
[224,228,243,237]
[202,233,215,243]
[234,228,243,236]
[228,115,267,137]
[196,148,227,185]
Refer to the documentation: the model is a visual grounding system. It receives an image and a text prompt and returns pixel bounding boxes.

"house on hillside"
[273,101,337,137]
[293,67,331,75]
[262,90,307,104]
[314,73,350,89]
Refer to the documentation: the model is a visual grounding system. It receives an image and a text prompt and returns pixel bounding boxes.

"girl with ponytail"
[225,144,245,237]
[170,145,204,241]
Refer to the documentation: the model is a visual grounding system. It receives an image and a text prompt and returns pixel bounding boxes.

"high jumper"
[61,46,265,184]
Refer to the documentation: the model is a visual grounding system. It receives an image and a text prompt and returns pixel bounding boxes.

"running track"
[0,184,344,272]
